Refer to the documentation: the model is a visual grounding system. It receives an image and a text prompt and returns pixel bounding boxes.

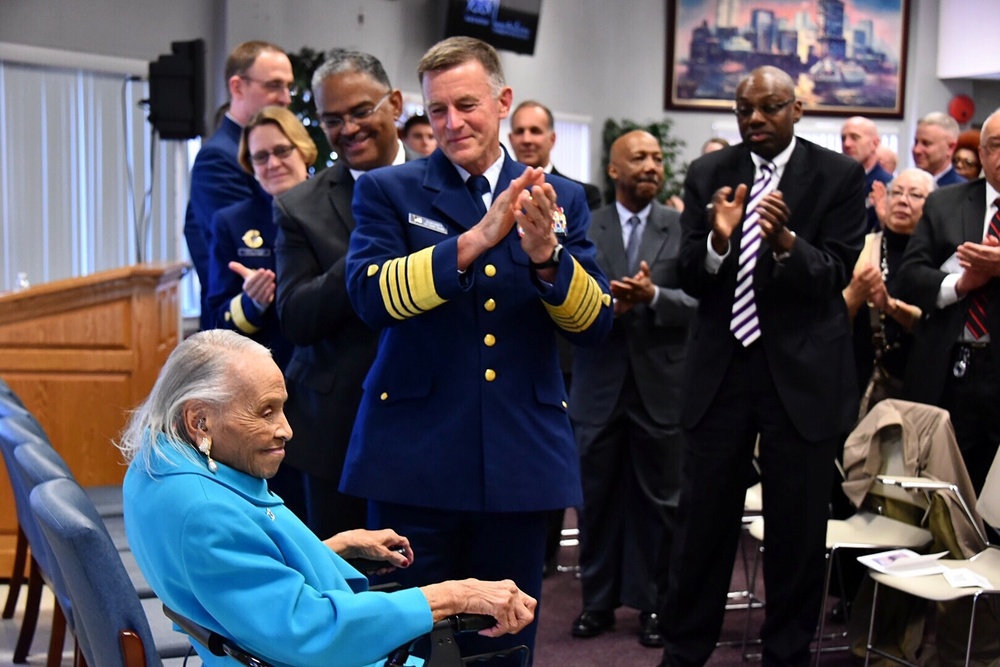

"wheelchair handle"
[441,613,497,633]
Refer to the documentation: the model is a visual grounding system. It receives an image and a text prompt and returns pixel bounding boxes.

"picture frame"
[665,0,911,118]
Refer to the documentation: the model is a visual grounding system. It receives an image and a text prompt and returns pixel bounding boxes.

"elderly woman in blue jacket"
[119,329,535,667]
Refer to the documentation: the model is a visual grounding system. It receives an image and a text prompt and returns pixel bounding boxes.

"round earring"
[199,436,218,473]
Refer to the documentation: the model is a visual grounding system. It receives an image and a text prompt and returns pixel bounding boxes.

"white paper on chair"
[857,549,949,577]
[942,568,992,589]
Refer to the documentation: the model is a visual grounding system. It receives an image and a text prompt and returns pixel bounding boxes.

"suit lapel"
[426,147,525,231]
[961,181,988,244]
[594,208,629,279]
[325,163,356,234]
[774,141,814,238]
[639,204,672,268]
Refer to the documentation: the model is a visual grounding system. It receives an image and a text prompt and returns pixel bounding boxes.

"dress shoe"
[571,610,615,638]
[638,611,664,648]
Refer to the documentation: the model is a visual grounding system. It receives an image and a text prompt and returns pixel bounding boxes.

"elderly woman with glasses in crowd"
[206,106,316,371]
[120,329,535,667]
[844,168,936,414]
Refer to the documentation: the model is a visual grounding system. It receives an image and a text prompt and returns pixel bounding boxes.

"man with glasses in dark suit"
[274,49,420,539]
[185,40,295,330]
[657,66,866,667]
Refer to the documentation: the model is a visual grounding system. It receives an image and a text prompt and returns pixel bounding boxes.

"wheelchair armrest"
[163,604,275,667]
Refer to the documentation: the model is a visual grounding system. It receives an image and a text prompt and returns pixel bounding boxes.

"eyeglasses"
[733,99,794,119]
[241,76,298,97]
[319,92,392,131]
[888,189,927,202]
[250,144,297,165]
[953,157,980,168]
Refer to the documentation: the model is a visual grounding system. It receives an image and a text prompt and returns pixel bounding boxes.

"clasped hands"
[459,167,560,274]
[956,235,1000,296]
[611,261,655,316]
[708,184,793,256]
[229,261,275,310]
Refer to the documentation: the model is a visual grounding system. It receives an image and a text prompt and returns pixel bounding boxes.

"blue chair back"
[30,478,164,667]
[9,442,76,628]
[0,376,26,409]
[0,408,50,442]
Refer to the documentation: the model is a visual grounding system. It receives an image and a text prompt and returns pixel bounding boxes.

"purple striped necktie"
[730,162,777,347]
[964,198,1000,339]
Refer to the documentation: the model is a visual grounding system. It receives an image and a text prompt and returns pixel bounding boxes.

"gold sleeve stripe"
[543,256,607,332]
[228,295,261,334]
[377,246,446,320]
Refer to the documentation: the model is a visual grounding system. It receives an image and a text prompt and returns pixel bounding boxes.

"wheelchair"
[163,605,530,667]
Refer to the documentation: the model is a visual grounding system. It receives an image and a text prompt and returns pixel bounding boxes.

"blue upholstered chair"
[0,415,67,664]
[29,477,193,667]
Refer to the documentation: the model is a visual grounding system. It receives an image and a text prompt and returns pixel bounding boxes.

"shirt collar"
[751,136,796,174]
[987,181,1000,211]
[348,139,406,182]
[452,148,506,194]
[615,200,653,226]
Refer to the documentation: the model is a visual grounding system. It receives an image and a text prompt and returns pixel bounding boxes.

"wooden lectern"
[0,262,186,574]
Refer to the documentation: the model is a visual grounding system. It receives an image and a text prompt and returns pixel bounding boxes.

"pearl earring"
[199,436,218,473]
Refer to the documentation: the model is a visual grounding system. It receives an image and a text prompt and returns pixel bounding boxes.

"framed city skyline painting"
[666,0,911,118]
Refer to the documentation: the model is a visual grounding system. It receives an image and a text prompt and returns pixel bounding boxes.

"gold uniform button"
[484,264,497,277]
[484,298,496,312]
[224,312,232,322]
[561,400,568,409]
[601,293,612,307]
[367,264,380,277]
[483,334,496,347]
[380,392,388,401]
[484,369,497,382]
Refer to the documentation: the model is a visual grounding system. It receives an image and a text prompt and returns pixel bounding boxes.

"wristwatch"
[531,244,563,269]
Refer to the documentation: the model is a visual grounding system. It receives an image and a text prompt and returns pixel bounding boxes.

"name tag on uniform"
[408,213,447,235]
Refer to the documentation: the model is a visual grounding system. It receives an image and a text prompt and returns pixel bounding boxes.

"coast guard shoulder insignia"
[242,230,264,249]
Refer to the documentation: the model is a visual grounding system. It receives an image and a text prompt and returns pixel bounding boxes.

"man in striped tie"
[657,66,866,667]
[898,108,1000,496]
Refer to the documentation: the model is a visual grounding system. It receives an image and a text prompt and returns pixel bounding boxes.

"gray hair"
[117,330,272,473]
[418,36,506,98]
[918,111,960,141]
[311,48,392,99]
[889,167,936,194]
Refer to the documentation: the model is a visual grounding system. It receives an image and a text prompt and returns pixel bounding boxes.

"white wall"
[2,0,1000,182]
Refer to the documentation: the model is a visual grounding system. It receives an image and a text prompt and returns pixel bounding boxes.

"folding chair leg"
[13,557,43,663]
[2,526,28,619]
[814,548,835,666]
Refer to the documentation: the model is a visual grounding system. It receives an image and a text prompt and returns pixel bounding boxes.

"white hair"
[117,330,272,473]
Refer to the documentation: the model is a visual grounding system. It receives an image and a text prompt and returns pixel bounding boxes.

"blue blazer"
[935,165,969,187]
[183,116,261,328]
[207,190,293,370]
[123,440,431,667]
[343,149,614,512]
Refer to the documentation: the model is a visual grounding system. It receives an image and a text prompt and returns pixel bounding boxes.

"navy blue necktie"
[467,175,490,217]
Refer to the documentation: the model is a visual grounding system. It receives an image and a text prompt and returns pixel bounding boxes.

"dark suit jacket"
[207,190,292,371]
[936,166,969,187]
[898,179,1000,405]
[273,147,420,479]
[551,165,603,211]
[184,117,261,328]
[677,139,866,441]
[570,202,697,425]
[343,148,613,512]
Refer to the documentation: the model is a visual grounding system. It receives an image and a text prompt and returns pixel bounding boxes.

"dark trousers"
[575,374,680,612]
[942,344,1000,496]
[369,501,547,666]
[659,343,837,667]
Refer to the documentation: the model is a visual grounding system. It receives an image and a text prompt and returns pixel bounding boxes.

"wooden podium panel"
[0,262,186,575]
